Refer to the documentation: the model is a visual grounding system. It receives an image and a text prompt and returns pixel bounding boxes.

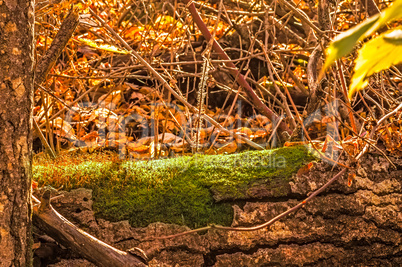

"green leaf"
[324,0,402,71]
[323,14,379,71]
[363,0,402,38]
[349,28,402,99]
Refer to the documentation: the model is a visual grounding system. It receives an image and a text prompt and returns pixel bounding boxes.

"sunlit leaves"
[325,0,402,70]
[75,38,129,54]
[323,14,379,71]
[154,15,184,31]
[364,0,402,38]
[324,0,402,99]
[349,28,402,99]
[123,14,187,51]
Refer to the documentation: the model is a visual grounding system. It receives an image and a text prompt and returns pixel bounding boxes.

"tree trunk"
[0,1,35,266]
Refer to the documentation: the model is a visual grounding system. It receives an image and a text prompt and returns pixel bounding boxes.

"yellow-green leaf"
[76,38,129,54]
[349,28,402,99]
[363,0,402,38]
[324,0,402,71]
[323,14,379,71]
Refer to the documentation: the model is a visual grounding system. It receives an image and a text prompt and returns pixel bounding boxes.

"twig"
[193,2,271,17]
[270,16,308,47]
[336,60,357,133]
[279,55,309,96]
[375,102,402,130]
[39,82,103,129]
[324,100,396,169]
[33,118,56,159]
[36,83,75,113]
[257,39,297,129]
[33,191,147,266]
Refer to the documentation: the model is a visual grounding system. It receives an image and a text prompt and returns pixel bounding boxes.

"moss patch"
[33,146,316,228]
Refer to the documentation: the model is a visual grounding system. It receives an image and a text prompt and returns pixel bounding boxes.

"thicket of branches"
[34,0,401,160]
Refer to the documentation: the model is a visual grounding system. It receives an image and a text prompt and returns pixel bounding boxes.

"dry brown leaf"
[98,90,122,110]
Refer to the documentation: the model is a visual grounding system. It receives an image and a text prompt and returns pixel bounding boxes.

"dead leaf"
[297,162,314,178]
[98,90,122,110]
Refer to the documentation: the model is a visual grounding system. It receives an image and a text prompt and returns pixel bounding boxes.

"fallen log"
[32,149,402,266]
[32,190,147,267]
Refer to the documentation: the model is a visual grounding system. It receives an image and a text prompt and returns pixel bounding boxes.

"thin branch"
[336,60,357,133]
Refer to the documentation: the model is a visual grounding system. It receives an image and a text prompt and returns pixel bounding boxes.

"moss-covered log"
[33,149,402,266]
[33,146,315,228]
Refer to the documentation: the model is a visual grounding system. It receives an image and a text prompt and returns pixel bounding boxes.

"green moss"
[33,146,316,228]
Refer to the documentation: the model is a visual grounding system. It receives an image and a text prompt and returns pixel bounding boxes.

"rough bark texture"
[44,153,402,266]
[0,0,34,266]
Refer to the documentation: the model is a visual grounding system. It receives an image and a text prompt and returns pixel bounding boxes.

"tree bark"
[0,1,35,266]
